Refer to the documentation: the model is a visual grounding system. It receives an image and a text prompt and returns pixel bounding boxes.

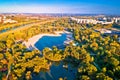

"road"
[0,19,56,39]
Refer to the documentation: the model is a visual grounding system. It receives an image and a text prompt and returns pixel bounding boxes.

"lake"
[32,62,77,80]
[35,33,69,51]
[33,32,77,80]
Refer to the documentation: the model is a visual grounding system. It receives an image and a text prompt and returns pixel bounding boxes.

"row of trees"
[0,19,65,80]
[0,18,41,33]
[72,24,120,79]
[0,18,120,80]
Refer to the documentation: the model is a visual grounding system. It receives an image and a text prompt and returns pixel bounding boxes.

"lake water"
[35,33,67,51]
[33,32,77,80]
[32,62,77,80]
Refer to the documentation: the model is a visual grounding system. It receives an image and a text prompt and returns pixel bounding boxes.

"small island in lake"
[0,1,120,80]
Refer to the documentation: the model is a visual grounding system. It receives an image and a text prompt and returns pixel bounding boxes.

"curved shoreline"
[23,31,67,50]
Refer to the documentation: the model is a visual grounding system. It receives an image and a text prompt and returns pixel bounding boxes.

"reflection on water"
[33,32,77,80]
[32,62,77,80]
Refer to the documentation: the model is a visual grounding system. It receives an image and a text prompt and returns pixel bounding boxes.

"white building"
[70,17,114,24]
[77,19,97,24]
[113,17,120,23]
[97,21,114,24]
[70,17,97,24]
[96,29,112,34]
[0,15,18,24]
[3,19,18,24]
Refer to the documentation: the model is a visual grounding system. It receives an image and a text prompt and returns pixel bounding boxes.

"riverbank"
[23,31,68,50]
[0,19,56,40]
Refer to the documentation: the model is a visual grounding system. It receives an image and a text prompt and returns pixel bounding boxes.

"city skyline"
[0,0,120,15]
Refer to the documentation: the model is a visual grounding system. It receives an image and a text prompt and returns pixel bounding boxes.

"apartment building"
[0,15,17,24]
[70,17,114,24]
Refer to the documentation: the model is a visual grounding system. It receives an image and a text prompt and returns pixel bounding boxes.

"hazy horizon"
[0,0,120,15]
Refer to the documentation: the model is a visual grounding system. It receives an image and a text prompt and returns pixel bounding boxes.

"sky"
[0,0,120,14]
